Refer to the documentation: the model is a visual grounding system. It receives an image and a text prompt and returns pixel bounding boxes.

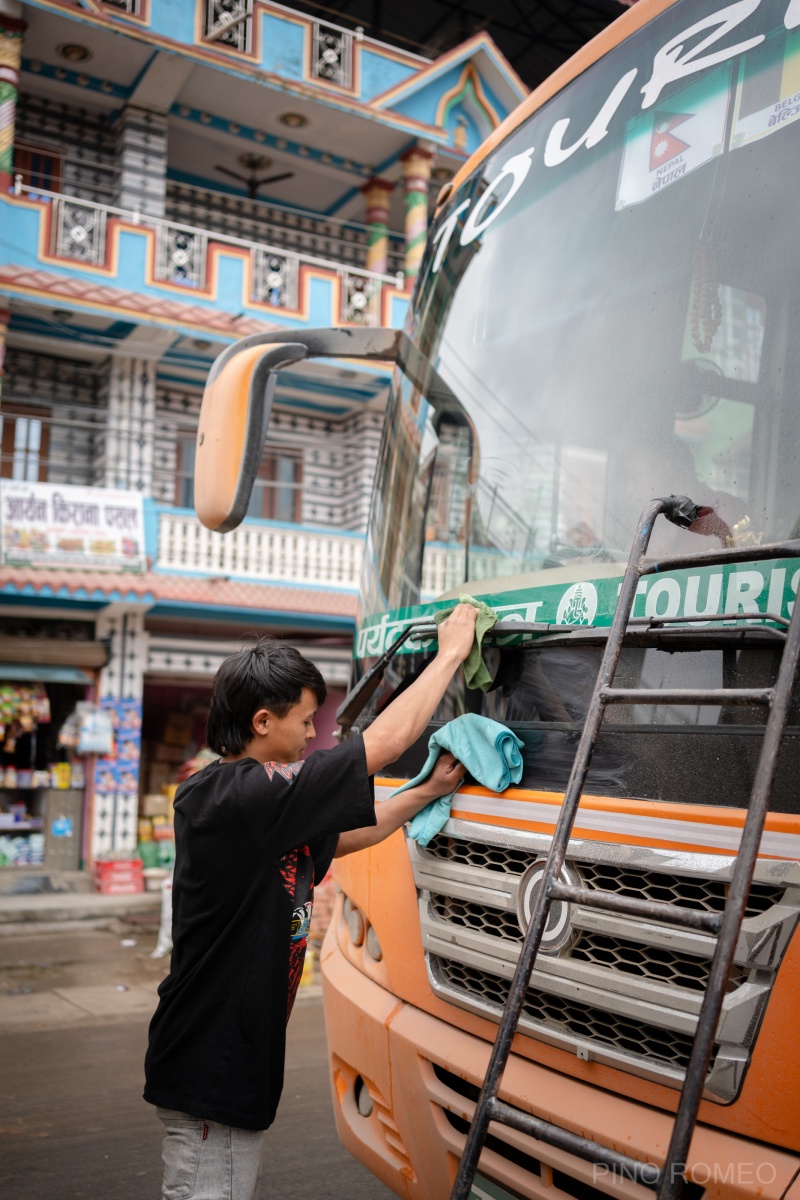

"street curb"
[0,893,160,928]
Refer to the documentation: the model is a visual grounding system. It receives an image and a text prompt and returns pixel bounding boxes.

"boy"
[144,604,478,1200]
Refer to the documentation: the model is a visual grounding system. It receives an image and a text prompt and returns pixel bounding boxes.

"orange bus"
[195,0,800,1196]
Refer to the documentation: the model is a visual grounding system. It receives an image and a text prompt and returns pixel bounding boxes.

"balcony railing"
[13,180,403,323]
[166,181,405,276]
[312,19,357,89]
[157,508,364,588]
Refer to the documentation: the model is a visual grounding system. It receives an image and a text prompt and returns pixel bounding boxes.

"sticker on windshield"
[616,67,731,209]
[731,27,800,148]
[556,581,598,626]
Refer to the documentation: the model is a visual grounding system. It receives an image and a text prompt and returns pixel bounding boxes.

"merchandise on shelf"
[0,684,51,750]
[0,832,45,866]
[59,701,115,756]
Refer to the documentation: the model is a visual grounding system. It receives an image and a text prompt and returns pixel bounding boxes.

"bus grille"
[428,893,747,992]
[411,821,799,1103]
[424,835,785,915]
[433,955,704,1071]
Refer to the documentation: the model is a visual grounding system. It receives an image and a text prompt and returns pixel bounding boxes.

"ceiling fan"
[215,153,295,199]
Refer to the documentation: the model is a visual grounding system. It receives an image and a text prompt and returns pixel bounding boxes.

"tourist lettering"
[432,0,795,274]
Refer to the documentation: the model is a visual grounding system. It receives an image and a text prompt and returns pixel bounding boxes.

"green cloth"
[434,594,498,691]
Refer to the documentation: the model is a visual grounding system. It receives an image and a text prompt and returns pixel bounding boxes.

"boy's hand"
[437,603,478,666]
[335,752,467,857]
[417,752,466,800]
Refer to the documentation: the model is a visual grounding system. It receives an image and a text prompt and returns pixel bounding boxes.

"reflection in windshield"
[365,0,800,612]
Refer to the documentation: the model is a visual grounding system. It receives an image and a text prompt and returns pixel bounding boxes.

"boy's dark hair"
[206,638,327,756]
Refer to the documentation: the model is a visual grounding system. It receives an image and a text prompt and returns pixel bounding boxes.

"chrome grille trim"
[410,817,800,1103]
[423,831,789,914]
[428,893,748,992]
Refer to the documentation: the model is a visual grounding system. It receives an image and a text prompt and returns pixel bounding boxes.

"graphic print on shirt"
[264,760,304,783]
[279,843,314,1019]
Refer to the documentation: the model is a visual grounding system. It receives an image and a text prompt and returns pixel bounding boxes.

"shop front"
[0,479,148,891]
[1,480,359,894]
[0,619,109,890]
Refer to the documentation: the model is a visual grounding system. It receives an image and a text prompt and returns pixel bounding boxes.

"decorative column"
[90,606,147,861]
[95,356,157,495]
[400,146,434,289]
[0,1,25,192]
[360,177,394,276]
[114,106,168,218]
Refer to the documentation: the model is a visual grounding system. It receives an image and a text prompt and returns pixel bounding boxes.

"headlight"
[347,907,367,945]
[366,924,383,961]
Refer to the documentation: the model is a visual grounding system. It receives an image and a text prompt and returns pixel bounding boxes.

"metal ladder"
[450,496,800,1200]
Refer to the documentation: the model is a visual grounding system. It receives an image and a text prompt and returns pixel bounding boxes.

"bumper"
[322,943,800,1200]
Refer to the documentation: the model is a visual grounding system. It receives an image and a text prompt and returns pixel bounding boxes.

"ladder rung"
[600,686,773,706]
[488,1097,661,1188]
[641,537,800,575]
[548,882,723,933]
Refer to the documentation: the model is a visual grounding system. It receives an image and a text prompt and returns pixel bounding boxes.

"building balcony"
[165,181,405,278]
[2,182,408,332]
[153,506,364,590]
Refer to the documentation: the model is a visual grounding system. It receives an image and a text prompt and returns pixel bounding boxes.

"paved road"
[0,927,395,1200]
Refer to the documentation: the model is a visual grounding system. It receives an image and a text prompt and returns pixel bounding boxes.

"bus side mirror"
[194,341,308,533]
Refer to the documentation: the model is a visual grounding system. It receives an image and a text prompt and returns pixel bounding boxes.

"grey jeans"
[157,1108,265,1200]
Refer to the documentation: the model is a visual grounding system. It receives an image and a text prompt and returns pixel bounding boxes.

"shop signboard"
[0,481,146,573]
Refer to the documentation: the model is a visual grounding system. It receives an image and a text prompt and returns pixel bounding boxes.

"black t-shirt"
[143,736,375,1131]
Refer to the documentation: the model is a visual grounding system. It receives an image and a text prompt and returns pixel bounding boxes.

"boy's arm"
[334,753,465,857]
[360,604,477,776]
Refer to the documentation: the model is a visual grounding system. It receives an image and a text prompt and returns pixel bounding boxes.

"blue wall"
[259,13,305,80]
[147,0,196,46]
[360,50,415,101]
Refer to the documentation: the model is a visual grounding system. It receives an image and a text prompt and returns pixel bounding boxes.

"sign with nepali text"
[0,481,146,573]
[731,27,800,149]
[357,558,799,659]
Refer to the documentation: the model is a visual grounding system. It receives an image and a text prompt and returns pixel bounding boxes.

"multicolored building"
[0,0,525,882]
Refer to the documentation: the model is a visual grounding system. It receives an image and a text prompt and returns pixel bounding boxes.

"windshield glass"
[365,0,800,615]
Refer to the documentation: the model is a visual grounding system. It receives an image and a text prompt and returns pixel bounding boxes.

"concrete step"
[0,889,160,929]
[0,869,93,897]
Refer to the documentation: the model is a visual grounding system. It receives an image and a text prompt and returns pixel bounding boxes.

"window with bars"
[176,437,302,522]
[0,409,50,482]
[260,452,303,523]
[13,142,63,193]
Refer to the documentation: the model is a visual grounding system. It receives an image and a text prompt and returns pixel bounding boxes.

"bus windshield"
[365,0,800,614]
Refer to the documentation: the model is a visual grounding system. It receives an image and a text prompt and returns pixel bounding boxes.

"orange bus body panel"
[324,929,800,1200]
[331,788,800,1151]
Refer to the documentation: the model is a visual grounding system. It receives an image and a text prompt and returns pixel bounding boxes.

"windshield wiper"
[336,611,790,732]
[628,612,789,629]
[336,619,591,732]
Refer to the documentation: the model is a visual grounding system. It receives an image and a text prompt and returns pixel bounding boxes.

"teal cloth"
[434,594,498,692]
[391,714,525,847]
